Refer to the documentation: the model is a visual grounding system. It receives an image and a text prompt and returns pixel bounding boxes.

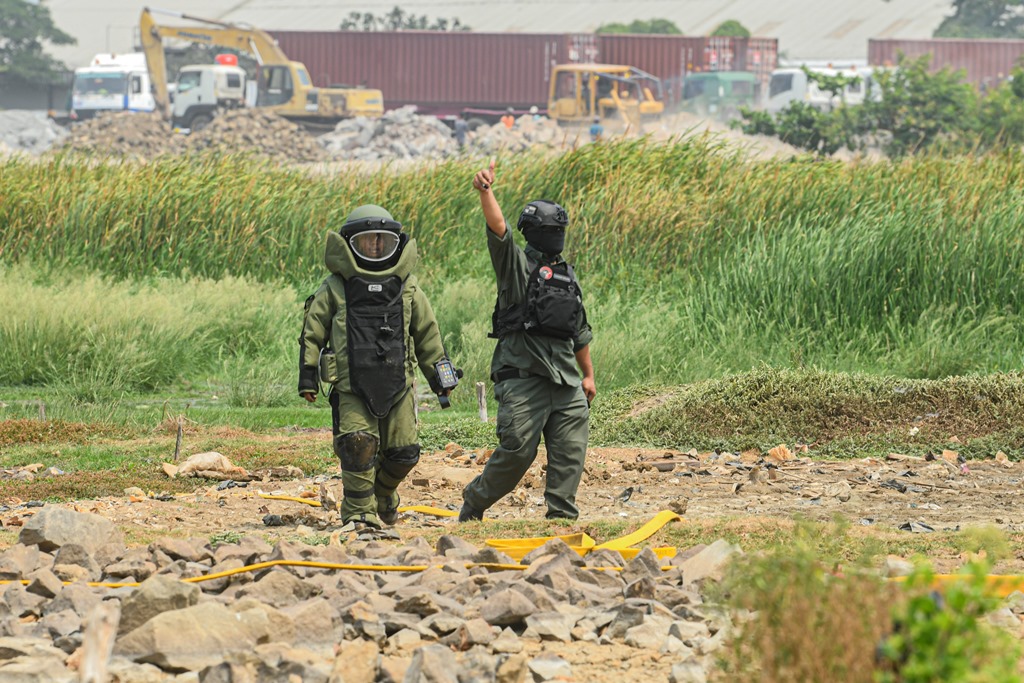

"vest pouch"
[319,350,340,384]
[345,276,407,419]
[528,280,580,340]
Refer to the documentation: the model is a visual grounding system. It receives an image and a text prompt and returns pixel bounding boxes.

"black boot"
[458,502,484,523]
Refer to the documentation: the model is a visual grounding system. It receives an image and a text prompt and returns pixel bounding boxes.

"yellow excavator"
[139,7,383,128]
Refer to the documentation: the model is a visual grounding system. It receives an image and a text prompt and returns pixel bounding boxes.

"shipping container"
[869,38,1024,89]
[271,30,777,114]
[272,31,590,115]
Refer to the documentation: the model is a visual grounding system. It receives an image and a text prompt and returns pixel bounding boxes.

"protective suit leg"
[330,390,382,528]
[375,445,420,524]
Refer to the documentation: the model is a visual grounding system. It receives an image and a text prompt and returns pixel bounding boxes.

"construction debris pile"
[58,110,326,163]
[0,111,68,156]
[0,504,737,682]
[470,115,570,154]
[318,107,576,161]
[59,113,183,159]
[189,109,327,163]
[5,105,804,165]
[319,106,458,161]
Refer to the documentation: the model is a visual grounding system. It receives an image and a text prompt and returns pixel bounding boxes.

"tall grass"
[1,140,1023,394]
[0,263,296,400]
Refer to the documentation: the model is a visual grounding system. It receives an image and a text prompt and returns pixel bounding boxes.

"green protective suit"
[298,231,447,527]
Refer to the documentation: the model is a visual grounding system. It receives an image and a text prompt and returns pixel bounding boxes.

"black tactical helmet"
[517,200,569,232]
[340,204,407,270]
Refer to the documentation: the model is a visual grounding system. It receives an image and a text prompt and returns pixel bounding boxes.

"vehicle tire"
[189,113,214,131]
[467,117,488,132]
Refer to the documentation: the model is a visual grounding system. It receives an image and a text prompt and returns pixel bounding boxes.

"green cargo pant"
[329,387,420,527]
[462,375,590,520]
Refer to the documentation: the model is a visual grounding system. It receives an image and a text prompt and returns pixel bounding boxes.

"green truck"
[680,71,758,121]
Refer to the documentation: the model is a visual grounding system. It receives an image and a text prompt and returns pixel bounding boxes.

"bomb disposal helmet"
[340,204,404,266]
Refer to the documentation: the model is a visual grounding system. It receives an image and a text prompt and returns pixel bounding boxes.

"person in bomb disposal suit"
[460,161,596,522]
[299,204,456,531]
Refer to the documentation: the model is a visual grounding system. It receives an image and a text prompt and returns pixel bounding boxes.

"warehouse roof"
[45,0,952,69]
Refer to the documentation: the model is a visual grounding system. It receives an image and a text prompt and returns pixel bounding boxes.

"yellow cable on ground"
[257,494,457,518]
[890,574,1024,599]
[594,510,683,550]
[483,510,682,561]
[262,492,684,561]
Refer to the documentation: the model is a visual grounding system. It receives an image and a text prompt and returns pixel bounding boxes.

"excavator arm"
[140,7,291,119]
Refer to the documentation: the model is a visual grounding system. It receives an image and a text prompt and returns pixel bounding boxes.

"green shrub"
[876,561,1021,683]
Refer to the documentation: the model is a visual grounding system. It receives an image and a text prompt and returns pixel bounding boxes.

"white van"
[766,65,876,113]
[70,53,156,121]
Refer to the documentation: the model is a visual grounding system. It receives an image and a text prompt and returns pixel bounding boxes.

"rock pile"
[188,109,327,163]
[60,110,328,163]
[469,116,570,154]
[0,110,68,155]
[319,106,459,161]
[59,112,183,159]
[0,505,743,682]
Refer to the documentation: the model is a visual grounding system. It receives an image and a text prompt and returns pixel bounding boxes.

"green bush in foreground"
[722,521,1021,683]
[876,561,1020,683]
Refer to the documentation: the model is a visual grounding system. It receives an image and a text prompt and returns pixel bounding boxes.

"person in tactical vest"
[460,161,596,522]
[298,205,454,531]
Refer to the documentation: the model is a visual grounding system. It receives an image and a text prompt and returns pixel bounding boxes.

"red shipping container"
[869,38,1024,89]
[272,30,586,114]
[271,30,778,114]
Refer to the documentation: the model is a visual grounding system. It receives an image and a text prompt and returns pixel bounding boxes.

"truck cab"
[70,53,155,121]
[680,71,758,121]
[171,63,247,131]
[766,66,875,113]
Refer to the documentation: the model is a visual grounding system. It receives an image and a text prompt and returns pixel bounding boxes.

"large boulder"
[18,507,119,554]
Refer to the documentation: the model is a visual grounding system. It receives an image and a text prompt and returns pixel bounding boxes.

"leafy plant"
[876,560,1021,682]
[209,530,243,547]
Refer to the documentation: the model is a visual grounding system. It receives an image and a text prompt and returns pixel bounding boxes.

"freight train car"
[869,38,1024,90]
[271,30,777,119]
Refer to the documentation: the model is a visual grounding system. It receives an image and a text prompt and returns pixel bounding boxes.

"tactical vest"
[491,259,583,341]
[344,275,407,418]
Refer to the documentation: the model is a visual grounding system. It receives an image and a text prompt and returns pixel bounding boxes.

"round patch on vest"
[539,266,554,280]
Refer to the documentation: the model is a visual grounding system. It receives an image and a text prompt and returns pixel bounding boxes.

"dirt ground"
[6,441,1021,564]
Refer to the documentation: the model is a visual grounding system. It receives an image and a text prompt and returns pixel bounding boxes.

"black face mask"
[523,226,565,256]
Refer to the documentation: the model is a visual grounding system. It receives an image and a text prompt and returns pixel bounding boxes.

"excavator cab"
[259,65,295,107]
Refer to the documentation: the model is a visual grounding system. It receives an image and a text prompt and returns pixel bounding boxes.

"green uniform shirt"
[488,225,593,387]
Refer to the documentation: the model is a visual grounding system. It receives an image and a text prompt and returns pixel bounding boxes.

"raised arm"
[473,159,506,237]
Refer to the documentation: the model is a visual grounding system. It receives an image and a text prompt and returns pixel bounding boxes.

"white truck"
[765,65,877,114]
[70,53,156,121]
[169,62,247,131]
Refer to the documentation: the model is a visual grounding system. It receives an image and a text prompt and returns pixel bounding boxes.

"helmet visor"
[349,230,401,262]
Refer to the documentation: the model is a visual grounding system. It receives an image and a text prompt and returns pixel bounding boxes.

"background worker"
[589,115,604,142]
[299,205,455,531]
[453,113,469,149]
[460,161,596,522]
[500,107,516,129]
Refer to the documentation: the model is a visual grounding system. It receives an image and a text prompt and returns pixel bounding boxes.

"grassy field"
[1,140,1022,407]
